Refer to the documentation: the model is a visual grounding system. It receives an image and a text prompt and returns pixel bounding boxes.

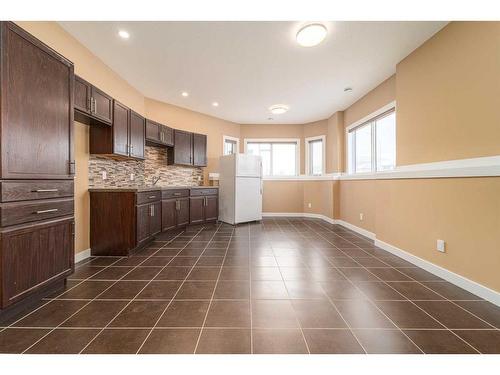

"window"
[244,139,299,177]
[347,105,396,174]
[305,135,325,175]
[223,135,239,155]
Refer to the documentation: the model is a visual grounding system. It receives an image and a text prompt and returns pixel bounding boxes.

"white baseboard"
[263,213,500,307]
[333,219,376,240]
[262,212,335,224]
[374,239,500,307]
[75,248,91,263]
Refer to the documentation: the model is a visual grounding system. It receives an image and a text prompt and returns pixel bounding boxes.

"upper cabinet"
[192,133,208,167]
[89,100,145,159]
[169,130,193,166]
[74,75,113,126]
[0,22,75,179]
[145,119,174,147]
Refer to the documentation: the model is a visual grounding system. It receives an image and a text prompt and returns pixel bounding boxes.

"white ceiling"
[59,21,446,124]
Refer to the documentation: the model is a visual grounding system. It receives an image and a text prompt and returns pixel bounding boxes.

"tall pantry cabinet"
[0,22,75,319]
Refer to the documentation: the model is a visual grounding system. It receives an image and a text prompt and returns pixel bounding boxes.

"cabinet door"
[0,22,74,179]
[112,101,130,157]
[91,86,113,125]
[174,130,193,165]
[1,218,74,308]
[130,111,145,159]
[136,204,150,246]
[162,199,177,231]
[150,202,161,236]
[189,196,205,225]
[74,76,91,114]
[205,196,218,222]
[192,133,207,167]
[177,198,190,227]
[161,126,174,146]
[145,120,160,143]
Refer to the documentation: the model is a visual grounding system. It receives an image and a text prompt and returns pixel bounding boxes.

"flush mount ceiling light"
[118,30,130,39]
[181,92,189,97]
[296,23,327,47]
[212,102,219,107]
[269,104,289,115]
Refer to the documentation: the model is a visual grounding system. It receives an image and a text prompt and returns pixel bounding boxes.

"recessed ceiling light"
[344,87,353,92]
[212,102,219,107]
[296,23,327,47]
[269,104,289,115]
[118,30,130,39]
[181,92,189,97]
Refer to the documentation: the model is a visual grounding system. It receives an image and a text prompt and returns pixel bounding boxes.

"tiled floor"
[1,217,499,354]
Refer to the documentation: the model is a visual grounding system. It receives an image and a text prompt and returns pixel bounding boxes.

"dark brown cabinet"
[145,119,173,147]
[0,22,75,180]
[162,189,190,231]
[169,130,193,166]
[192,133,208,167]
[0,22,75,317]
[1,218,74,307]
[90,190,161,256]
[90,100,145,160]
[189,189,218,225]
[74,75,113,126]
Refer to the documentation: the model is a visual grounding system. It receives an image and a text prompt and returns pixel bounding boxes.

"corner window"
[347,106,396,174]
[305,135,325,175]
[244,139,299,177]
[223,135,239,155]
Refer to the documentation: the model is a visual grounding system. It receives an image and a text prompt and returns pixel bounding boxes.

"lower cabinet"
[189,189,219,225]
[0,217,74,308]
[162,189,190,231]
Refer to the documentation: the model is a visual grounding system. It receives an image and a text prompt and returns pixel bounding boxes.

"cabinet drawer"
[1,180,74,202]
[190,188,218,197]
[136,191,161,205]
[0,198,74,227]
[162,189,190,199]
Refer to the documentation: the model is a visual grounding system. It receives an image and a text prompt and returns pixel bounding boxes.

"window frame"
[243,138,300,177]
[346,101,396,174]
[222,135,240,155]
[305,135,326,176]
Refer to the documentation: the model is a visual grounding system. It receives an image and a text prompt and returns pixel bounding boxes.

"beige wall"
[144,98,240,182]
[326,112,344,173]
[396,22,500,165]
[339,22,500,292]
[262,181,303,213]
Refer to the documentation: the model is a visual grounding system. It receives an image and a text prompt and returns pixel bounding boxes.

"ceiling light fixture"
[269,104,289,115]
[181,92,189,97]
[296,23,327,47]
[118,30,130,39]
[212,102,219,107]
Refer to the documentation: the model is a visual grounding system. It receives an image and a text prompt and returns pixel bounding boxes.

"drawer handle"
[173,192,181,196]
[148,195,157,199]
[34,209,59,214]
[33,189,58,193]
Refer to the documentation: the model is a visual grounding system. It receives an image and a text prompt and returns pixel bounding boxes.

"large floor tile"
[196,328,251,354]
[303,329,364,354]
[253,329,308,354]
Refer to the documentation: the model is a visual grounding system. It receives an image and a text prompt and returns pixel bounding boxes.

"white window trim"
[345,101,396,174]
[222,135,240,155]
[244,138,300,177]
[305,135,326,176]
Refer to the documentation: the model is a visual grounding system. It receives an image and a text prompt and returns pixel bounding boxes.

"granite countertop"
[88,185,218,193]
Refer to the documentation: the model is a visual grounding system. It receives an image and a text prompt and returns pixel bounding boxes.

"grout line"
[248,223,254,354]
[134,223,223,354]
[311,218,484,353]
[193,224,235,353]
[19,230,185,353]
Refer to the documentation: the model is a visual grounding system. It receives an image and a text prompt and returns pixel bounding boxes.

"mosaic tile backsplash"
[89,146,204,187]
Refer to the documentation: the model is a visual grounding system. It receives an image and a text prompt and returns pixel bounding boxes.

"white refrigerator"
[218,153,263,225]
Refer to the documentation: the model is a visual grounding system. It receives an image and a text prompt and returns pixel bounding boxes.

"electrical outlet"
[130,173,134,181]
[359,213,364,221]
[437,239,446,253]
[307,203,312,208]
[102,171,107,180]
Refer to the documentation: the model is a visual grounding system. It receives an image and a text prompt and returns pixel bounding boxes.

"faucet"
[152,176,161,186]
